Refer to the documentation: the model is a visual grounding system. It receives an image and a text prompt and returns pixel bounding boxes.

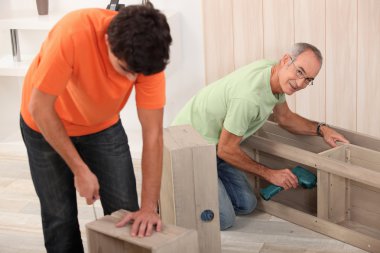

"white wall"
[0,0,205,158]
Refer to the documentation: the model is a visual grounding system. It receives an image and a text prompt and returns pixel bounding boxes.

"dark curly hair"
[107,3,172,75]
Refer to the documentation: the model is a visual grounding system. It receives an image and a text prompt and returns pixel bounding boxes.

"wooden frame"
[86,209,198,253]
[160,125,221,253]
[240,121,380,253]
[160,122,380,253]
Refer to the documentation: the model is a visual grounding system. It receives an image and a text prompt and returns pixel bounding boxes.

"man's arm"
[273,102,349,147]
[116,108,163,237]
[217,128,298,190]
[29,88,100,204]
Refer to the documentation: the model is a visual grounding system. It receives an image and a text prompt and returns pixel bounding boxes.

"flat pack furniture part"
[160,125,221,253]
[240,120,380,253]
[86,209,199,253]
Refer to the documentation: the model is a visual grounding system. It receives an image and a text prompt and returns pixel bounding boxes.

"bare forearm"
[217,127,298,189]
[217,145,271,180]
[30,108,87,175]
[140,134,163,212]
[218,145,299,189]
[28,88,99,204]
[276,112,318,136]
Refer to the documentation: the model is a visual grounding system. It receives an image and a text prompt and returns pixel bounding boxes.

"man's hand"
[320,126,350,147]
[265,168,298,190]
[74,168,100,205]
[115,209,162,237]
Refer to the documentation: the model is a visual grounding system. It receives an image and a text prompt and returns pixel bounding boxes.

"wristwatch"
[316,122,327,137]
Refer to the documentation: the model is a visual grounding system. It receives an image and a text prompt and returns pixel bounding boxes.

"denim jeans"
[217,157,257,230]
[20,117,139,253]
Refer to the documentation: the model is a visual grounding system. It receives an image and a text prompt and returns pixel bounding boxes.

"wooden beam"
[160,125,221,253]
[243,136,380,189]
[258,200,380,253]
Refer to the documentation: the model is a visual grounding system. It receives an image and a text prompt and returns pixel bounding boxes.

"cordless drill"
[260,165,317,201]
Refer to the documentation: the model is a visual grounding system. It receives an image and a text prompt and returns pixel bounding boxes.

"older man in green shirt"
[173,43,349,230]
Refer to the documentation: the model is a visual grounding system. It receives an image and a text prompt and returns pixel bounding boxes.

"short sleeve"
[223,98,259,136]
[135,71,166,109]
[31,23,74,96]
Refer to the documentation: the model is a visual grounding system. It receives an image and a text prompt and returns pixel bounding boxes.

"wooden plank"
[257,121,331,153]
[352,181,380,194]
[328,175,347,223]
[160,126,221,253]
[317,170,330,220]
[336,128,380,153]
[326,0,357,130]
[319,146,349,223]
[294,0,326,122]
[161,128,199,227]
[159,145,176,225]
[347,145,380,172]
[264,119,380,153]
[318,145,345,158]
[192,146,221,252]
[350,183,380,231]
[339,220,380,240]
[258,200,380,253]
[252,151,301,170]
[86,210,199,253]
[163,125,210,148]
[350,158,380,173]
[232,0,263,69]
[87,229,148,253]
[357,0,380,139]
[255,130,328,154]
[202,0,234,83]
[350,207,380,238]
[170,149,197,228]
[243,135,380,189]
[263,0,295,111]
[272,187,317,216]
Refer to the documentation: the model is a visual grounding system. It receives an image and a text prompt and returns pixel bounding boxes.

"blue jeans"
[217,157,257,230]
[20,117,139,253]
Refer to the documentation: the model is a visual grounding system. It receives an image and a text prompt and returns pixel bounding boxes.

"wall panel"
[357,0,380,137]
[263,0,296,110]
[326,0,357,130]
[232,0,263,69]
[294,0,326,122]
[202,0,234,84]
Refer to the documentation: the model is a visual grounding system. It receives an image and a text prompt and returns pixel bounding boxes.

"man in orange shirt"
[20,3,171,252]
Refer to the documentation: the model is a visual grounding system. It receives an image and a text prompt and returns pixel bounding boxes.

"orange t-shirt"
[21,8,166,136]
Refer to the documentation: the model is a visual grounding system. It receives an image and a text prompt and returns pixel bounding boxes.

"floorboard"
[0,154,369,253]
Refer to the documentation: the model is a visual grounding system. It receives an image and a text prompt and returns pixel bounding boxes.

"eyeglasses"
[290,57,314,86]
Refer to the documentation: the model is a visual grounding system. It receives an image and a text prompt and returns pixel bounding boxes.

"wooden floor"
[0,152,368,253]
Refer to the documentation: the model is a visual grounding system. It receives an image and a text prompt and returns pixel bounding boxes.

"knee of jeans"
[237,193,257,215]
[219,209,235,230]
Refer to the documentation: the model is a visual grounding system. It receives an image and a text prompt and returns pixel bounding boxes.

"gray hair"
[290,42,323,65]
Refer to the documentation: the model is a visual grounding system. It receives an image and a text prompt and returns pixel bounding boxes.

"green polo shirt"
[172,59,286,144]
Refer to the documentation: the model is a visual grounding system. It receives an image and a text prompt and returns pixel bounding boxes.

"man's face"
[278,50,321,95]
[105,35,137,82]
